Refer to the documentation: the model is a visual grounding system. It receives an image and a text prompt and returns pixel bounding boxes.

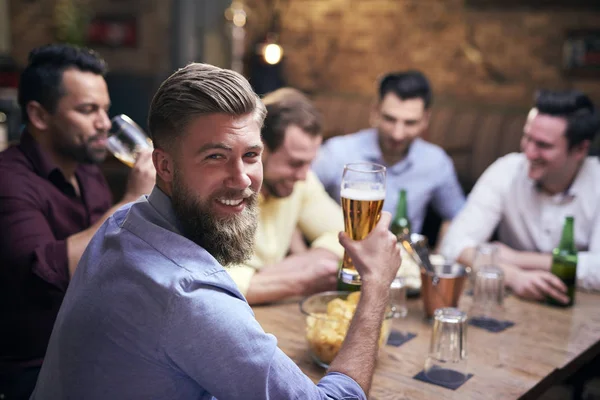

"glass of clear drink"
[339,162,386,285]
[107,114,153,167]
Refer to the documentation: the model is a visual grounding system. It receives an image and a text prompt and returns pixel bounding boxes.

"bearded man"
[31,63,403,400]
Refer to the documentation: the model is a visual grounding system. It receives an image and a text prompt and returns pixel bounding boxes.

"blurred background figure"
[0,44,154,399]
[227,87,345,305]
[313,70,465,247]
[441,89,600,302]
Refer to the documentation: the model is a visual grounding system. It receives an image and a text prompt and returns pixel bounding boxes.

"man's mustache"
[87,131,108,143]
[214,189,257,201]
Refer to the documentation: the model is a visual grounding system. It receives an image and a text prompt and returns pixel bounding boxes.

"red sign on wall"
[87,16,138,48]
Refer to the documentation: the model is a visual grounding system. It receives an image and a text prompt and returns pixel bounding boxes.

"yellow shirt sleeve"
[298,172,344,258]
[225,264,256,296]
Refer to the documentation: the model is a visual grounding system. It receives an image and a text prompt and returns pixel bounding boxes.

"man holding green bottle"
[441,90,600,303]
[548,216,577,307]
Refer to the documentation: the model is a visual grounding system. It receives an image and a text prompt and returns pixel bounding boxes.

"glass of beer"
[339,162,386,286]
[107,114,153,167]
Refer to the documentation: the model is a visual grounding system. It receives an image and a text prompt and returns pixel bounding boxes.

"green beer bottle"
[390,189,411,239]
[547,216,577,307]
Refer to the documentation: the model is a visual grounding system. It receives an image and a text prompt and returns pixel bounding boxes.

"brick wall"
[9,0,172,75]
[244,0,600,106]
[9,0,600,105]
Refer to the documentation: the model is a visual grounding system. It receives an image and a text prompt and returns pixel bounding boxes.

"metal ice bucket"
[421,259,468,319]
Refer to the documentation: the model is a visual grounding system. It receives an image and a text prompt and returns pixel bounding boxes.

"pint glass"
[338,162,386,286]
[107,114,153,167]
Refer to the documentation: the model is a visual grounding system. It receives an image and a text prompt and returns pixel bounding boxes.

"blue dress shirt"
[31,187,365,400]
[312,129,465,233]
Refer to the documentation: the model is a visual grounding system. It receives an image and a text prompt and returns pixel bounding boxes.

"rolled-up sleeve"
[163,286,365,399]
[0,180,69,291]
[298,172,344,258]
[440,159,507,262]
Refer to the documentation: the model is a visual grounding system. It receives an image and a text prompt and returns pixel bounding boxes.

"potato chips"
[305,292,391,365]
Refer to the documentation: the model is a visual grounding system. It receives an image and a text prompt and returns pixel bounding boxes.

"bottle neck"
[396,191,408,218]
[558,218,576,252]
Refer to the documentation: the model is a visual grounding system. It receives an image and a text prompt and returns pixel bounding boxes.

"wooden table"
[253,291,600,400]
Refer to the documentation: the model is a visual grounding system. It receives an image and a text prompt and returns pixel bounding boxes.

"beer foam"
[341,187,385,201]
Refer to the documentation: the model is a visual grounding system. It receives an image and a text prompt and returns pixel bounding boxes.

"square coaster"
[413,367,473,390]
[386,330,417,347]
[469,316,515,333]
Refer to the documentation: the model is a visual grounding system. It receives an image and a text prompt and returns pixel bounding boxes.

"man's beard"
[171,170,258,266]
[55,134,108,165]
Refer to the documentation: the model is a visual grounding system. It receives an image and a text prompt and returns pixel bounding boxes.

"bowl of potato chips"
[300,291,393,368]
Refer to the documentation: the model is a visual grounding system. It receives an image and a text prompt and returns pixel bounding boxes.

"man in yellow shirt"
[227,88,344,304]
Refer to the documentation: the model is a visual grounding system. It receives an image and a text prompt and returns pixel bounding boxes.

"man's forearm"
[434,220,452,254]
[288,227,309,255]
[328,284,388,395]
[506,251,552,271]
[458,245,551,271]
[457,247,476,267]
[245,248,339,304]
[244,265,298,305]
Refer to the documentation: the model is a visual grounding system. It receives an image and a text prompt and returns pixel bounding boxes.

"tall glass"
[472,243,498,273]
[107,114,153,167]
[424,308,469,386]
[338,163,386,286]
[470,265,505,322]
[468,243,499,295]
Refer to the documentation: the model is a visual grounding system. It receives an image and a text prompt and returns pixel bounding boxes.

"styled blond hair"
[148,63,266,151]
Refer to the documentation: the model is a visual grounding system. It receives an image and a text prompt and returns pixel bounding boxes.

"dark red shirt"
[0,131,112,372]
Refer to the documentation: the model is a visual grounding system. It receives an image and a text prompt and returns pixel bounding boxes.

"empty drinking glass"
[470,265,506,328]
[468,243,499,294]
[107,114,153,167]
[390,276,408,318]
[424,308,468,386]
[473,243,498,272]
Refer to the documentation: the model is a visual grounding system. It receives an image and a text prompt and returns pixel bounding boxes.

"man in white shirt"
[441,90,600,303]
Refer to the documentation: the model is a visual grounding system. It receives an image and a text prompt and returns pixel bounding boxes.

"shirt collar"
[18,130,83,197]
[18,129,61,180]
[362,129,384,163]
[565,157,595,197]
[147,186,183,234]
[363,129,418,174]
[529,157,594,200]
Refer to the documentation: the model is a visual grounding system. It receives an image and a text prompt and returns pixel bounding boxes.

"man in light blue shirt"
[31,63,402,399]
[313,71,465,239]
